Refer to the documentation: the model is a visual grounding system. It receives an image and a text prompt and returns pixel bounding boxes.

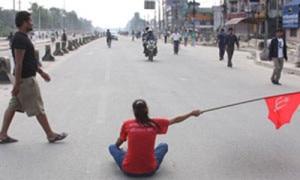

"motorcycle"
[146,40,157,61]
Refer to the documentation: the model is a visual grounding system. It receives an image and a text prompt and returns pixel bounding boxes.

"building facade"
[283,0,300,42]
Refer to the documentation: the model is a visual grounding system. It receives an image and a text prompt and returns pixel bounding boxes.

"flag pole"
[202,91,300,113]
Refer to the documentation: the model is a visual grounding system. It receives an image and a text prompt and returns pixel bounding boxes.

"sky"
[0,0,219,29]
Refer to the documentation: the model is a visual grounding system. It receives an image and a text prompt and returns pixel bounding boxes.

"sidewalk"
[194,38,300,77]
[0,38,51,51]
[238,40,300,77]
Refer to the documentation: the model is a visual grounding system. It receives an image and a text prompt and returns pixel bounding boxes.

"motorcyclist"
[142,27,149,54]
[145,29,157,56]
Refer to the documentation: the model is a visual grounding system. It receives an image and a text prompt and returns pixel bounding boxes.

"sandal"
[0,136,18,144]
[48,133,68,143]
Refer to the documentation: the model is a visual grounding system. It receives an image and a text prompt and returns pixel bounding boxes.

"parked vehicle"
[111,31,118,40]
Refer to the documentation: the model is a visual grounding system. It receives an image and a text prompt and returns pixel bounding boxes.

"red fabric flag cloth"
[265,92,300,129]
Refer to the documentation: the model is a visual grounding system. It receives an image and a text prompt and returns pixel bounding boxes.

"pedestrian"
[216,28,226,60]
[142,27,150,54]
[109,99,202,177]
[183,29,189,46]
[170,28,181,54]
[0,11,67,144]
[61,28,67,43]
[224,27,239,67]
[164,30,168,43]
[268,28,288,85]
[8,31,14,49]
[191,31,196,47]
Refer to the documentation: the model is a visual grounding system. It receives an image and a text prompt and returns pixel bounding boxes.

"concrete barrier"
[53,42,64,56]
[72,40,78,49]
[0,56,12,83]
[79,38,83,46]
[67,40,74,51]
[75,39,80,47]
[42,45,55,61]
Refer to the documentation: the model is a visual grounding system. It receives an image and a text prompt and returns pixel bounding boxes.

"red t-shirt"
[120,118,169,174]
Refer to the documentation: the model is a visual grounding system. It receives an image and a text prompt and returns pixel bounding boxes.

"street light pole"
[13,0,15,11]
[188,0,200,32]
[158,0,161,32]
[192,0,195,32]
[38,7,41,32]
[264,0,269,49]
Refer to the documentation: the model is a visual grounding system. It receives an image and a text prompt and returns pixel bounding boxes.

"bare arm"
[37,67,51,82]
[115,137,124,148]
[12,49,25,96]
[169,109,202,126]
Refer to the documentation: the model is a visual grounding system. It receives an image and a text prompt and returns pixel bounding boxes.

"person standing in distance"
[61,28,67,44]
[0,11,67,144]
[224,27,239,67]
[216,28,226,60]
[109,99,202,177]
[268,28,288,85]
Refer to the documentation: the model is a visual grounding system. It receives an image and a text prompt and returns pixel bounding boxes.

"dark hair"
[221,28,224,32]
[228,27,233,31]
[132,99,160,129]
[276,28,283,32]
[15,11,31,28]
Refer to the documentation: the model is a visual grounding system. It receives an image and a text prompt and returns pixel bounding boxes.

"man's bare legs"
[0,110,67,143]
[36,113,67,142]
[0,109,16,140]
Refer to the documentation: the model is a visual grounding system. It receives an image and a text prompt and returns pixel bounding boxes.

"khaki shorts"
[7,76,45,117]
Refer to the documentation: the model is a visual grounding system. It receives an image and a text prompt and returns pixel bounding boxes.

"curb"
[254,50,300,77]
[0,39,51,51]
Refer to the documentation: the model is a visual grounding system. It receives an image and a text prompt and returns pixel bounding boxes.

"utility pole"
[264,0,269,49]
[188,0,200,33]
[158,0,161,32]
[18,0,21,11]
[38,7,41,32]
[223,0,227,28]
[13,0,15,11]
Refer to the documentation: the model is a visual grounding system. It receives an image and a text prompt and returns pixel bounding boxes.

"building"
[213,5,224,32]
[163,0,187,31]
[282,0,300,42]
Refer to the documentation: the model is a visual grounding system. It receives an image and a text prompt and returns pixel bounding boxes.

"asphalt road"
[0,36,300,180]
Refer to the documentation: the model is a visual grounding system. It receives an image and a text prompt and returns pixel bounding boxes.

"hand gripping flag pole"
[202,91,300,129]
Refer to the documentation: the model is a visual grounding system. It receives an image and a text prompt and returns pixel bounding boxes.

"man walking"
[224,27,239,67]
[0,11,67,144]
[216,28,226,60]
[268,28,288,85]
[171,28,181,54]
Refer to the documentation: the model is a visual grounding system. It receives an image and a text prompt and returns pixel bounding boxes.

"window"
[290,29,297,37]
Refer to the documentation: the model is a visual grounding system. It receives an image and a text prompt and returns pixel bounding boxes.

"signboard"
[282,5,299,28]
[144,0,155,9]
[166,0,180,7]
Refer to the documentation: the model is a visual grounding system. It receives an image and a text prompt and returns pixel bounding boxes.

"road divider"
[0,56,11,83]
[42,44,55,61]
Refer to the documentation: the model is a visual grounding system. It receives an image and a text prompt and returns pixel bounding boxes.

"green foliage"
[0,3,93,36]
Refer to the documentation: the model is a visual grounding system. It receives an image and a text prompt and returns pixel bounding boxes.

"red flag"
[265,92,300,129]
